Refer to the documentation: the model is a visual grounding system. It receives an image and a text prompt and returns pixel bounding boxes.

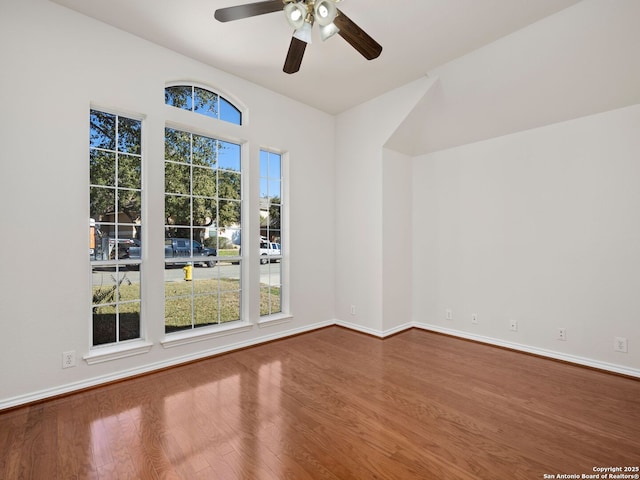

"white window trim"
[89,107,145,349]
[164,81,249,126]
[161,321,253,349]
[259,148,288,318]
[258,313,293,328]
[163,126,244,329]
[83,340,153,365]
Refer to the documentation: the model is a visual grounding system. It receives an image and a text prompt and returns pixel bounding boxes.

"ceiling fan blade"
[214,0,283,22]
[283,36,307,74]
[334,9,382,60]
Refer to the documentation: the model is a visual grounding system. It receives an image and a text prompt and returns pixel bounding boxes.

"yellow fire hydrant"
[183,263,193,281]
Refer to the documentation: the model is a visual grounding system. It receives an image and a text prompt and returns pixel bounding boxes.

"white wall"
[337,0,639,376]
[412,104,640,373]
[387,0,640,156]
[382,148,413,334]
[0,0,335,407]
[334,77,433,334]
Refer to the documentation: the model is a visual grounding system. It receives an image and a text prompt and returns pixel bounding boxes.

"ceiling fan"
[214,0,382,74]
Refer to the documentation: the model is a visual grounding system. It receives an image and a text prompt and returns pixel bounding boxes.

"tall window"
[89,110,142,347]
[259,150,283,316]
[164,127,242,332]
[165,85,242,125]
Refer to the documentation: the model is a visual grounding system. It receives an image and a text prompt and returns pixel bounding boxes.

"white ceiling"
[50,0,580,114]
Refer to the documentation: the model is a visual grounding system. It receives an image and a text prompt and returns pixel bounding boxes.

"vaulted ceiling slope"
[386,0,640,156]
[50,0,579,114]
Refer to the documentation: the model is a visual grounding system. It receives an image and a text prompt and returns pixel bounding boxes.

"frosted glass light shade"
[314,0,337,27]
[284,2,307,30]
[293,21,313,44]
[320,22,339,41]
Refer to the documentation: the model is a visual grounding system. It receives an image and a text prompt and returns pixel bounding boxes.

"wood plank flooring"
[1,327,639,479]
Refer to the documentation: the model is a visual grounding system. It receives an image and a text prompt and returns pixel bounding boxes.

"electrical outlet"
[557,328,567,341]
[62,350,76,369]
[614,337,628,353]
[471,313,478,325]
[350,305,356,316]
[510,320,518,331]
[446,309,453,320]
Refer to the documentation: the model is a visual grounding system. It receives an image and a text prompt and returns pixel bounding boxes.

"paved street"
[92,262,280,287]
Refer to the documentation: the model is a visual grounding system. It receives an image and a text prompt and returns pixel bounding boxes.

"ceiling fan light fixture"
[319,22,339,41]
[293,20,313,44]
[314,0,337,27]
[284,2,307,30]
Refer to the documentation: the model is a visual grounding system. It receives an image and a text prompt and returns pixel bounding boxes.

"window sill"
[84,341,154,365]
[258,313,293,328]
[161,321,253,349]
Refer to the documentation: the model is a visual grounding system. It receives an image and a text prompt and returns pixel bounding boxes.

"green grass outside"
[217,249,240,257]
[165,278,241,330]
[92,278,280,339]
[260,286,282,316]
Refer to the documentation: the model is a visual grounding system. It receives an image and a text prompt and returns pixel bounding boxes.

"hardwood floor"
[1,327,639,479]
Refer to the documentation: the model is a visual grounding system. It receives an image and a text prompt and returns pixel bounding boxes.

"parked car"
[259,239,281,264]
[90,237,139,261]
[127,238,217,267]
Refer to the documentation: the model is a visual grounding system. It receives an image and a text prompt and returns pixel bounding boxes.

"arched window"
[163,85,243,332]
[165,85,242,125]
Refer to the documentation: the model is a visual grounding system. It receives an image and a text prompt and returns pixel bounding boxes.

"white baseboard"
[335,319,413,338]
[2,318,637,410]
[412,322,640,379]
[0,319,334,411]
